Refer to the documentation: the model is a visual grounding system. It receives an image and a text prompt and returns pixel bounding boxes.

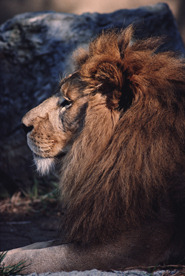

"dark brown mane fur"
[59,26,185,248]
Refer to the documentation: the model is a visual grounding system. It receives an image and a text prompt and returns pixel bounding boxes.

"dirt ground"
[0,194,61,251]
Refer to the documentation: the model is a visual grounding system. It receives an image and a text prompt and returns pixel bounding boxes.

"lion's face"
[22,81,87,174]
[22,70,120,175]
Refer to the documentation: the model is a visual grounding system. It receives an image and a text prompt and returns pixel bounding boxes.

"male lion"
[2,26,185,273]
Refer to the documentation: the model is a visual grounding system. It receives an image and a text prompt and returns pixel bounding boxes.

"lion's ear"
[81,59,130,110]
[94,62,122,88]
[94,61,124,109]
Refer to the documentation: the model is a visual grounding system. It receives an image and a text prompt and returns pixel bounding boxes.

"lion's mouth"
[27,136,54,158]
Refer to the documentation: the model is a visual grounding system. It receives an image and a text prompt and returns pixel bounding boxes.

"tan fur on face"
[23,97,68,157]
[22,26,185,267]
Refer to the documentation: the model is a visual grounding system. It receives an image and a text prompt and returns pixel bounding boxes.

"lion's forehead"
[59,71,87,101]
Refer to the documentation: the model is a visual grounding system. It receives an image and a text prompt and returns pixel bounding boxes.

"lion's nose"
[22,124,33,134]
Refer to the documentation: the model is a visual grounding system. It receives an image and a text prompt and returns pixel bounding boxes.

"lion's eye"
[59,98,72,108]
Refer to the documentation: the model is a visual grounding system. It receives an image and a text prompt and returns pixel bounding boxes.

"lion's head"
[22,26,185,248]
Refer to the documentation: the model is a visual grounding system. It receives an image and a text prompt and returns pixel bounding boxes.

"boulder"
[0,3,184,193]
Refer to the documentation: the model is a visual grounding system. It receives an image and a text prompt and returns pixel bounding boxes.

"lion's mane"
[58,27,185,250]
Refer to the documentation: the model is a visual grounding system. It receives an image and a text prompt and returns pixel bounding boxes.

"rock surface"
[0,3,184,192]
[25,269,178,276]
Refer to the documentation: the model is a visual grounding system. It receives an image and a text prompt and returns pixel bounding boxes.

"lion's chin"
[33,155,55,175]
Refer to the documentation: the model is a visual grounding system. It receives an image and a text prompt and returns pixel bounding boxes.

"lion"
[2,26,185,273]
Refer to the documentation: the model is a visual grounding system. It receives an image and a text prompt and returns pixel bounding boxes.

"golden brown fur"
[2,26,185,273]
[59,27,185,247]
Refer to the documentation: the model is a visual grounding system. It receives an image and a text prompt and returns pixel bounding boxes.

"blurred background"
[0,0,185,43]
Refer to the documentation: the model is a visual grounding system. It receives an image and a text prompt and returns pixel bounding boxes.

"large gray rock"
[26,269,176,276]
[0,3,184,193]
